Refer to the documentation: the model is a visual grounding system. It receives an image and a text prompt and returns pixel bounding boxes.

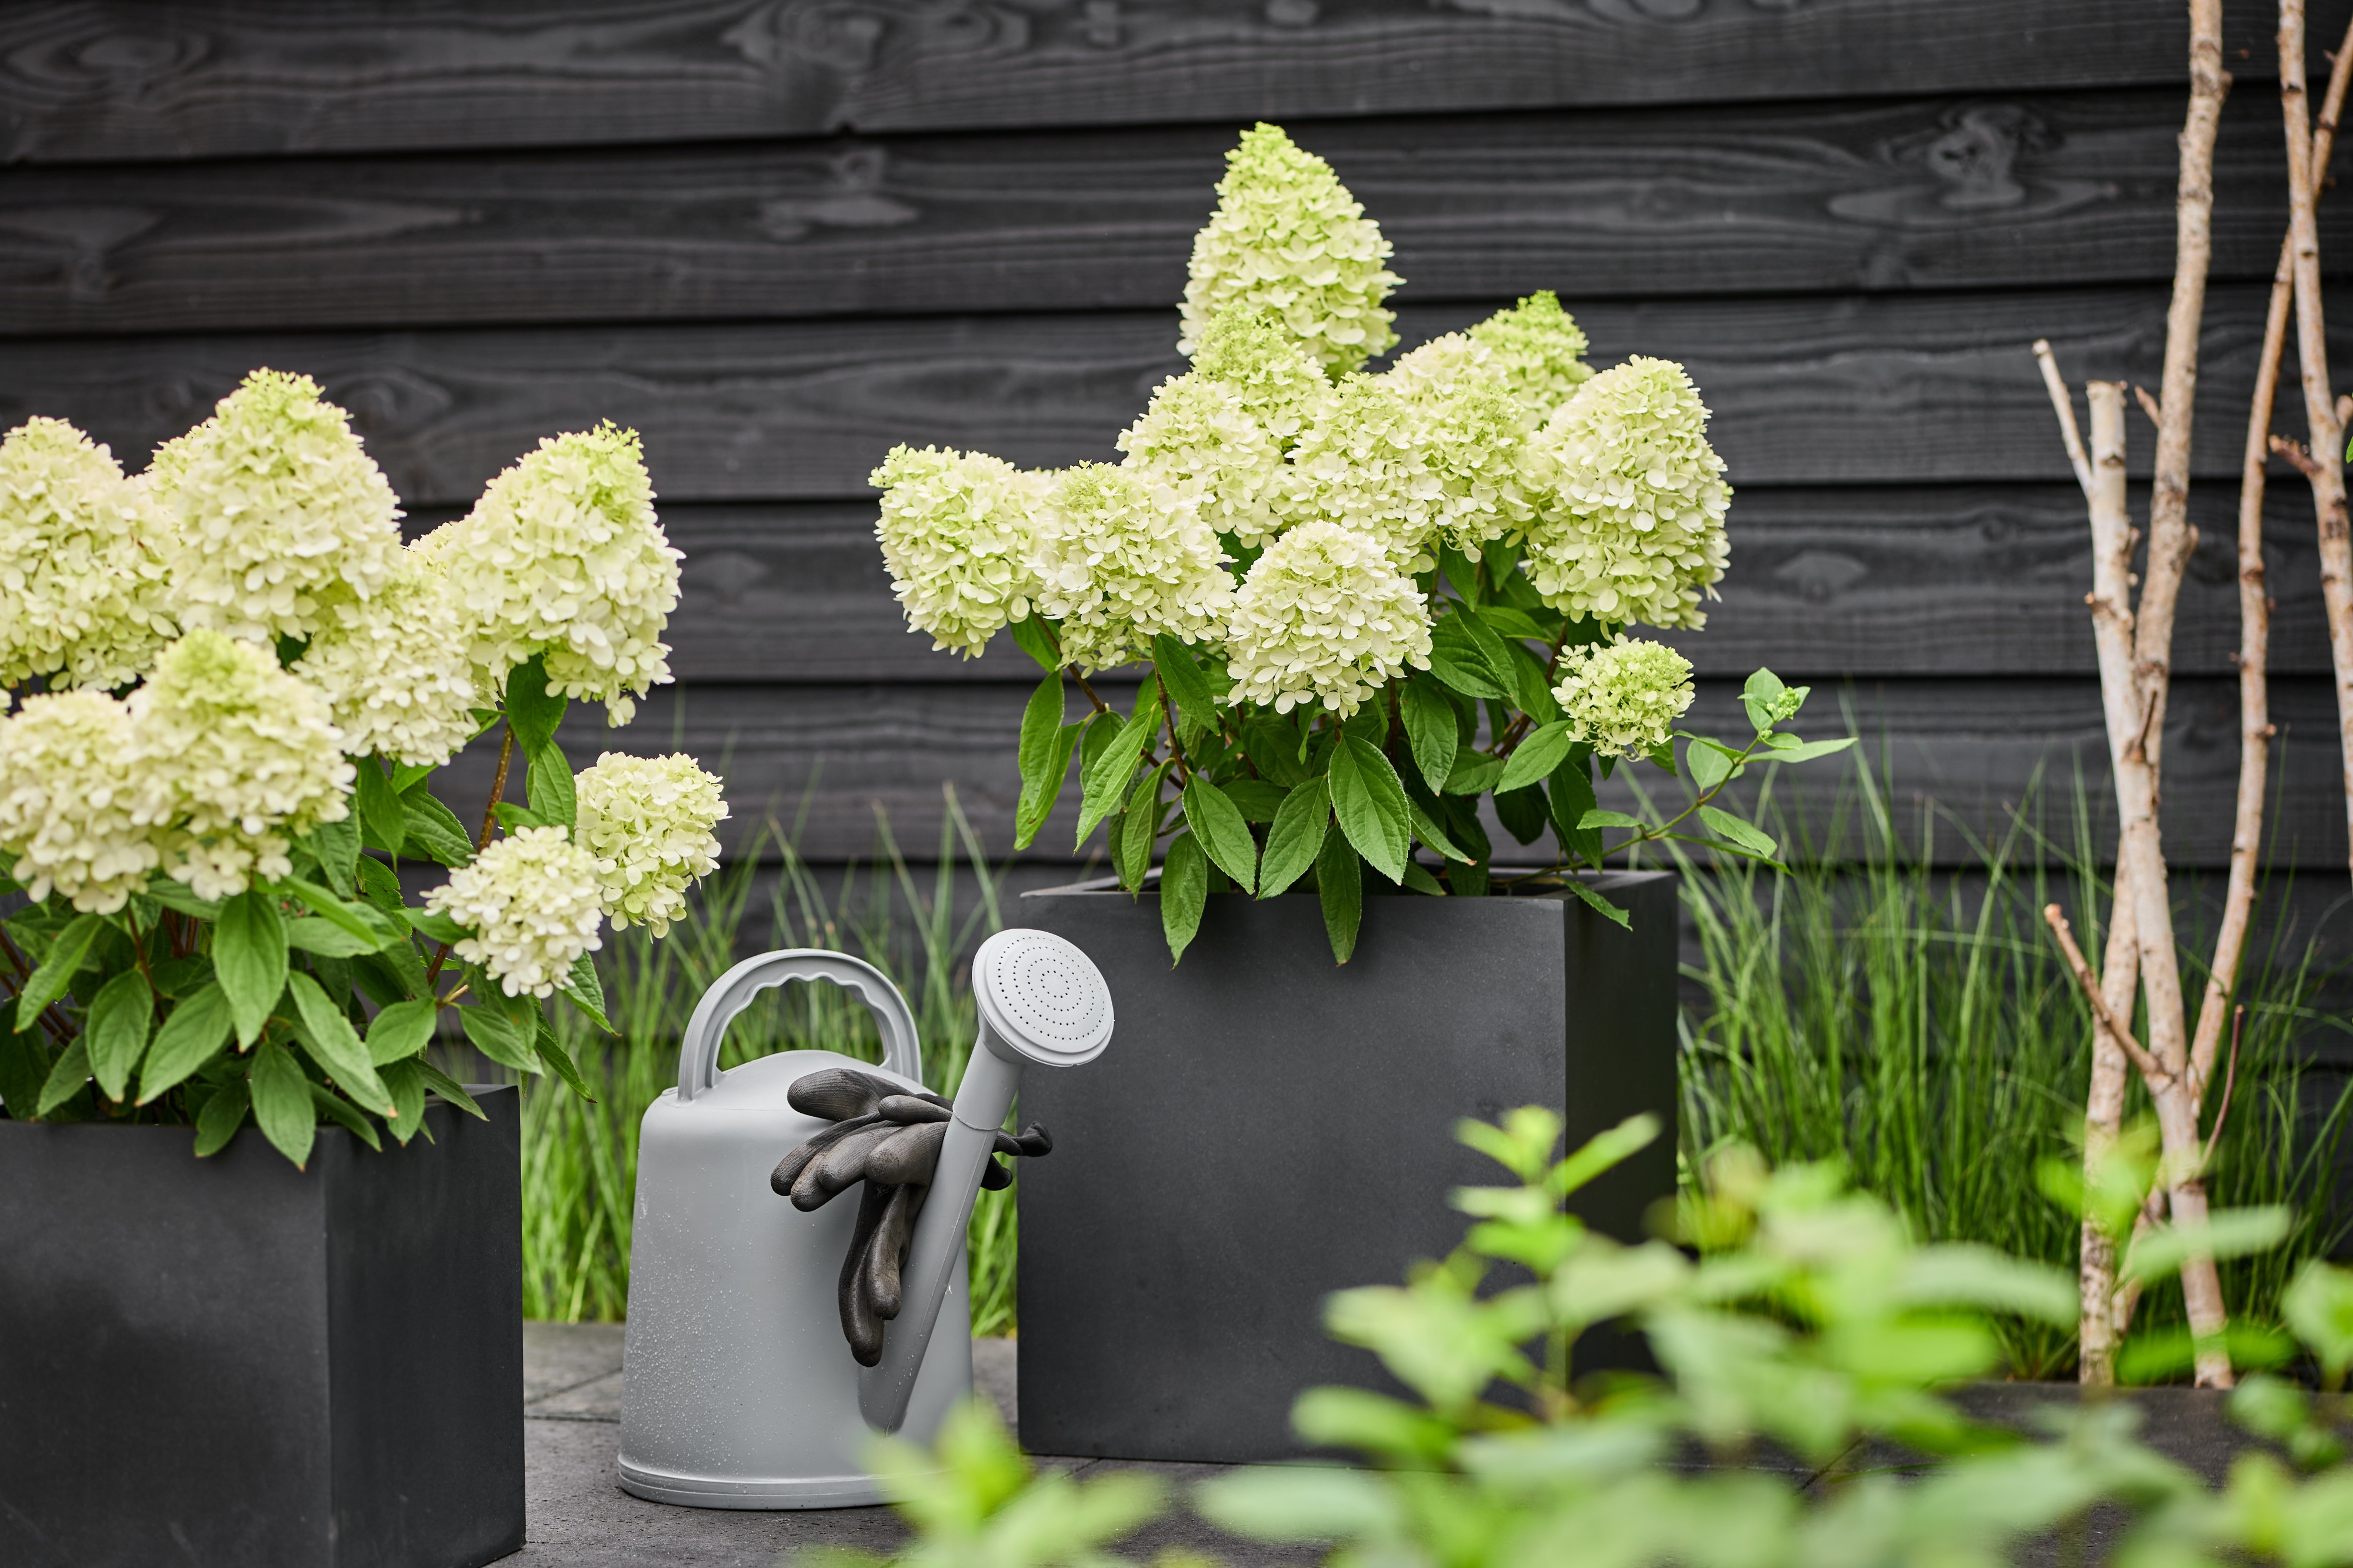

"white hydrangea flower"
[1117,372,1290,550]
[293,541,482,766]
[871,445,1045,658]
[1189,306,1335,447]
[444,423,680,724]
[1029,463,1234,673]
[1382,331,1499,401]
[0,690,159,913]
[126,630,354,900]
[1226,520,1432,718]
[1522,357,1731,630]
[0,419,178,692]
[1552,637,1695,759]
[148,369,404,644]
[573,752,729,935]
[1468,291,1594,419]
[424,825,604,998]
[1277,374,1450,572]
[1178,124,1401,378]
[1378,333,1542,556]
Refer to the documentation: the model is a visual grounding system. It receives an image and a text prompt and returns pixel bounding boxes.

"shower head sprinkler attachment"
[857,929,1112,1432]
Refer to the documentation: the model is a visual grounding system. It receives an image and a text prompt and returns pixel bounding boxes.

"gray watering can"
[616,929,1114,1509]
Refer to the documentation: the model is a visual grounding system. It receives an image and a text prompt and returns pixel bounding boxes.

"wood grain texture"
[12,287,2351,504]
[1,2,2313,165]
[416,675,2346,870]
[6,92,2344,333]
[635,486,2337,686]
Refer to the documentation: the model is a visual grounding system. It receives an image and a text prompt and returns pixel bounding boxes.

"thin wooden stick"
[2045,904,2178,1091]
[2035,340,2095,497]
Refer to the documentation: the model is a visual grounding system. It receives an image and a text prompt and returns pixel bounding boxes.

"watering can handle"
[675,949,922,1101]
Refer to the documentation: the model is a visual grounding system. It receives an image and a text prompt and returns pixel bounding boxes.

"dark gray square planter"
[0,1086,524,1568]
[1015,870,1678,1463]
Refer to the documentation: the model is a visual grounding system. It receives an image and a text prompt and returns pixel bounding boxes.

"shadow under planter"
[1015,870,1677,1463]
[0,1087,523,1568]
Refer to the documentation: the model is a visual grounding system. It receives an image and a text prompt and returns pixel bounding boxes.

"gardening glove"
[769,1066,1051,1365]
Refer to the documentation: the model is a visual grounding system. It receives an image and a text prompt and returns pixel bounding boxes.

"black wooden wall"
[5,1,2352,882]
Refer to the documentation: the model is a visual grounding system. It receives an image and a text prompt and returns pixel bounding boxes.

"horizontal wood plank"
[419,675,2347,870]
[0,2,2308,165]
[9,286,2349,502]
[5,91,2343,333]
[631,486,2337,685]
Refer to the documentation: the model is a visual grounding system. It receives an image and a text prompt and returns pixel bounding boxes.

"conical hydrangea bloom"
[293,540,482,767]
[872,445,1045,658]
[1553,637,1695,759]
[1277,375,1450,572]
[0,419,176,692]
[1226,520,1432,717]
[128,630,354,900]
[1378,333,1541,555]
[1522,357,1730,629]
[1469,291,1594,418]
[148,370,404,643]
[1118,372,1290,551]
[444,423,680,724]
[0,690,158,913]
[1190,306,1335,446]
[425,825,605,998]
[1029,463,1233,673]
[1178,124,1401,378]
[573,752,729,935]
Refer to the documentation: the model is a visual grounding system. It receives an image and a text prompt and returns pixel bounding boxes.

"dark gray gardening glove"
[768,1066,1050,1365]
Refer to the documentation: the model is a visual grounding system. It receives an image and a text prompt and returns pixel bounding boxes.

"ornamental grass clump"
[0,376,728,1166]
[872,122,1848,963]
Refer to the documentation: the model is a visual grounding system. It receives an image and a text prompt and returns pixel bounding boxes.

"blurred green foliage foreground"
[820,1109,2353,1568]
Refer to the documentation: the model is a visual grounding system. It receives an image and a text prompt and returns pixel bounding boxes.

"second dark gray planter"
[1015,871,1678,1463]
[0,1087,524,1568]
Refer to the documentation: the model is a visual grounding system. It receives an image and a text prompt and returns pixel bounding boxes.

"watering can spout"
[859,929,1113,1433]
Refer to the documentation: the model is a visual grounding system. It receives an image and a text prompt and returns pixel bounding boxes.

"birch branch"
[2035,339,2095,497]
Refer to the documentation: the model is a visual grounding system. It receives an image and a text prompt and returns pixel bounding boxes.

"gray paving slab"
[515,1323,1319,1566]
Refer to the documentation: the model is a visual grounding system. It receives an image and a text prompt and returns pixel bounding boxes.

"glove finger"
[991,1123,1052,1159]
[865,1120,949,1187]
[771,1112,882,1196]
[794,1123,896,1210]
[838,1184,892,1365]
[863,1183,921,1320]
[980,1157,1012,1190]
[878,1095,951,1125]
[788,1068,899,1123]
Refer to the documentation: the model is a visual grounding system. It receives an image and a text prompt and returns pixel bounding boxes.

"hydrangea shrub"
[872,125,1849,964]
[0,371,728,1163]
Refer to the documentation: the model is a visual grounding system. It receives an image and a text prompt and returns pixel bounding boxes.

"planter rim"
[1026,867,1676,898]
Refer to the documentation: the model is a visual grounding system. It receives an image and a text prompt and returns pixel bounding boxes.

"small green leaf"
[1403,792,1471,863]
[301,816,362,895]
[1152,633,1225,735]
[366,998,441,1065]
[1182,778,1259,893]
[355,855,405,911]
[1455,608,1521,695]
[380,1059,429,1143]
[248,1037,317,1167]
[1494,783,1549,845]
[1758,734,1857,765]
[526,739,578,829]
[1316,833,1364,963]
[1578,809,1645,830]
[16,912,105,1021]
[281,875,404,952]
[354,756,406,856]
[460,1005,540,1073]
[492,801,551,831]
[559,950,611,1032]
[1427,614,1509,700]
[309,1083,384,1152]
[1258,778,1331,897]
[2285,1261,2353,1377]
[1548,750,1601,863]
[1009,613,1061,671]
[193,1080,251,1156]
[1565,878,1632,930]
[1014,672,1074,852]
[1115,764,1172,893]
[36,1037,89,1116]
[145,882,224,920]
[1477,604,1551,643]
[1159,830,1208,963]
[1400,676,1459,795]
[1328,736,1411,885]
[1222,778,1289,823]
[1495,721,1573,795]
[2122,1206,2294,1285]
[285,971,395,1114]
[535,1015,596,1100]
[415,1059,488,1120]
[283,917,385,958]
[83,969,154,1102]
[402,791,477,867]
[1442,752,1505,796]
[1400,862,1445,896]
[404,906,469,945]
[1697,804,1777,857]
[1076,679,1163,849]
[1685,738,1739,792]
[504,655,569,758]
[214,891,288,1050]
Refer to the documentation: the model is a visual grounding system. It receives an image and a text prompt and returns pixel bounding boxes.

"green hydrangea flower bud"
[1469,291,1594,418]
[1178,124,1401,379]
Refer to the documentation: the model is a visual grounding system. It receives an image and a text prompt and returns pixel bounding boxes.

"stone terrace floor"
[516,1322,1317,1566]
